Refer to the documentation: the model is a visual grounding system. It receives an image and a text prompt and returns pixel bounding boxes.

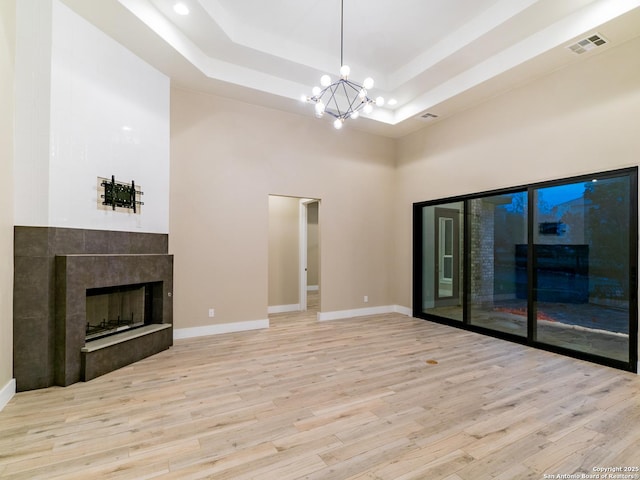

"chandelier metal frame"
[303,0,382,129]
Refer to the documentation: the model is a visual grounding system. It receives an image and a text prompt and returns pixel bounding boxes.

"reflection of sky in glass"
[539,183,587,207]
[499,183,591,214]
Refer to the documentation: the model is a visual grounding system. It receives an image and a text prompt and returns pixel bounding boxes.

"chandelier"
[302,0,384,129]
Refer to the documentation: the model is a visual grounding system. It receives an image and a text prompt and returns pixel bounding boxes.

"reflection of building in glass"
[531,179,629,309]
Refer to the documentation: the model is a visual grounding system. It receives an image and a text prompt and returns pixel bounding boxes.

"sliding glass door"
[468,192,528,337]
[532,175,633,362]
[419,202,464,322]
[413,168,637,371]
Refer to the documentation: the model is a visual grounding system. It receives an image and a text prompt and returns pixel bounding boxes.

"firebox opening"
[86,282,160,341]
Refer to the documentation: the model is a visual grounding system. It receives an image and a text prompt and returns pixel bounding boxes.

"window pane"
[421,202,464,321]
[443,257,453,279]
[444,219,453,255]
[469,192,528,336]
[533,177,631,362]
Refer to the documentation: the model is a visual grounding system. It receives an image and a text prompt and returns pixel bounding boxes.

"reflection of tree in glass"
[494,193,527,295]
[507,192,526,214]
[583,177,630,300]
[497,194,528,243]
[536,190,551,214]
[507,190,551,214]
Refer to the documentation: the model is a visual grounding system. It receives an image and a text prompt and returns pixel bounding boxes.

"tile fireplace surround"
[14,227,174,392]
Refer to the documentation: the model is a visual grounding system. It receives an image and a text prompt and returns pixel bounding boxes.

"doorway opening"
[268,195,320,315]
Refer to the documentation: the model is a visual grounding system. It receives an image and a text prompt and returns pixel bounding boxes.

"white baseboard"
[267,304,300,314]
[307,285,319,291]
[174,319,269,340]
[0,378,16,412]
[393,305,413,316]
[318,305,412,322]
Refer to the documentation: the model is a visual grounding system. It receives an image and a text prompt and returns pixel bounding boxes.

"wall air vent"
[566,33,607,54]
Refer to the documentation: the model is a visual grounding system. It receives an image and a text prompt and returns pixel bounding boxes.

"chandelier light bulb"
[320,75,331,87]
[315,101,326,114]
[363,103,373,114]
[351,111,359,119]
[375,96,385,107]
[312,86,321,97]
[339,65,350,77]
[358,88,367,99]
[300,94,308,102]
[333,118,343,129]
[363,77,374,90]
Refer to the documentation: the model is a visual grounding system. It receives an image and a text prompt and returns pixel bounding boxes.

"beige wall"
[0,0,15,395]
[268,195,300,307]
[393,36,640,312]
[170,88,395,328]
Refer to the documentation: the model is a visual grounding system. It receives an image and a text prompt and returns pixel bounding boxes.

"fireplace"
[14,227,173,391]
[56,253,173,385]
[86,283,156,341]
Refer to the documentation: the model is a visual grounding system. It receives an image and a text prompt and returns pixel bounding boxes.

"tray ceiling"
[61,0,640,137]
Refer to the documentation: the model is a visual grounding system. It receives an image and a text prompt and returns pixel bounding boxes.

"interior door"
[299,199,320,311]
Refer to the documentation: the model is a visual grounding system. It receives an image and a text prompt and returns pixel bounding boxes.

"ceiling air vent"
[566,33,608,54]
[419,112,439,121]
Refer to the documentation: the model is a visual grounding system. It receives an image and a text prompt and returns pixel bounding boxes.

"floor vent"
[566,33,608,54]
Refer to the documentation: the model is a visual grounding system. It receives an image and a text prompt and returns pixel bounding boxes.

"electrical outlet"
[364,296,368,303]
[208,308,215,318]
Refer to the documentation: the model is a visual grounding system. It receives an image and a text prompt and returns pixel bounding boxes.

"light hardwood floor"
[1,307,639,479]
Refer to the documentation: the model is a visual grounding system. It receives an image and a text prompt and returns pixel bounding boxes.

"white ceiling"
[61,0,640,137]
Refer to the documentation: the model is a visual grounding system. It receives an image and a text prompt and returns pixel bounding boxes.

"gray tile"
[13,315,54,391]
[14,227,50,257]
[130,233,168,254]
[51,228,86,254]
[13,256,53,319]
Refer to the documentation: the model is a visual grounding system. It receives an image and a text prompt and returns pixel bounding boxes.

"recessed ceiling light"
[173,3,189,15]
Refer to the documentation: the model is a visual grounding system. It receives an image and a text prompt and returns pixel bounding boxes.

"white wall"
[13,0,51,227]
[14,0,170,233]
[0,0,16,410]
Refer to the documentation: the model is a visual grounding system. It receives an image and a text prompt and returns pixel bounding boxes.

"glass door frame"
[413,167,638,373]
